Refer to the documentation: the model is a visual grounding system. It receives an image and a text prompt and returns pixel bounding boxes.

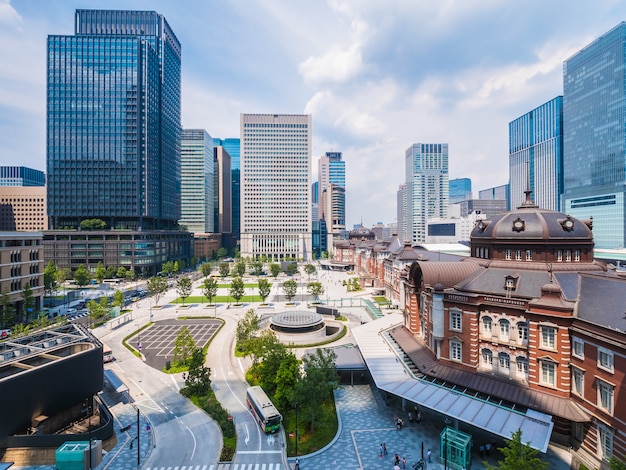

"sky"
[1,0,626,229]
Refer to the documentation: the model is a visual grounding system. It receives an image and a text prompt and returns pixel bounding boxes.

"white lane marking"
[238,357,245,374]
[171,374,181,392]
[244,423,250,445]
[186,424,197,460]
[125,375,164,413]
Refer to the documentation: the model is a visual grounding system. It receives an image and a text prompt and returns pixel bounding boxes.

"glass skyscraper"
[181,129,214,233]
[509,96,563,211]
[449,178,472,204]
[318,152,346,251]
[214,138,240,238]
[47,10,181,230]
[563,23,626,249]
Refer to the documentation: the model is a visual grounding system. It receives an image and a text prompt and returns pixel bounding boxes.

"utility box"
[56,440,102,470]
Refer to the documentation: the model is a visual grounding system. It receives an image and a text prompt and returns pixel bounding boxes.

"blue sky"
[2,0,626,228]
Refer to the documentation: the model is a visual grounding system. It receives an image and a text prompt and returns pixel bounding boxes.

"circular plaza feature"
[270,310,325,334]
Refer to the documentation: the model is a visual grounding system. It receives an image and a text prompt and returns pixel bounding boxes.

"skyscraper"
[240,114,312,261]
[397,183,407,241]
[0,167,45,187]
[318,152,346,251]
[214,138,240,238]
[563,22,626,249]
[509,96,563,211]
[214,146,232,234]
[449,178,472,204]
[47,10,181,230]
[180,129,214,233]
[405,143,449,244]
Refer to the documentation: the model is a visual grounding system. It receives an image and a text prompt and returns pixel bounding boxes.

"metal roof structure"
[352,314,555,453]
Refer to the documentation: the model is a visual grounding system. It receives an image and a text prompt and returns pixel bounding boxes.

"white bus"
[246,386,282,433]
[103,344,114,363]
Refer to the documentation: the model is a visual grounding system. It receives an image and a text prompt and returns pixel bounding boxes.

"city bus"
[246,386,282,433]
[102,344,114,363]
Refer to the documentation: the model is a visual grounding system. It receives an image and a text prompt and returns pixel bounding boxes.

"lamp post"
[294,402,298,459]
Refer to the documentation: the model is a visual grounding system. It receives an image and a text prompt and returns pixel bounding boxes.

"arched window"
[517,322,528,343]
[516,357,528,376]
[498,352,510,369]
[482,348,493,367]
[499,319,510,339]
[482,316,492,336]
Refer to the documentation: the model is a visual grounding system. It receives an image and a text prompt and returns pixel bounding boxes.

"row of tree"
[201,260,319,280]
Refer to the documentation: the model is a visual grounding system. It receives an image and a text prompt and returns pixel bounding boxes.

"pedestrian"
[479,444,484,458]
[379,443,383,458]
[294,457,300,470]
[408,410,413,422]
[383,442,388,456]
[427,449,432,463]
[485,441,491,457]
[394,453,400,465]
[417,411,422,423]
[402,456,407,469]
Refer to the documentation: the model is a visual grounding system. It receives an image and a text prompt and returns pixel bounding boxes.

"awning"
[352,314,554,453]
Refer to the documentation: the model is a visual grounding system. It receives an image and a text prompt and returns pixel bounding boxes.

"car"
[66,308,77,316]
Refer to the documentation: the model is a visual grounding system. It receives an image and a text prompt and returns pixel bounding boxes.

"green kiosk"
[440,426,473,469]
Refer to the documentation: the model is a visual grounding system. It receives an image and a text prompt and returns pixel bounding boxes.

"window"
[598,380,614,414]
[450,341,462,362]
[540,326,556,349]
[525,249,532,261]
[572,337,584,359]
[482,316,492,335]
[499,352,510,370]
[482,349,493,367]
[598,424,614,461]
[557,250,562,261]
[574,250,580,261]
[505,249,511,260]
[540,360,556,386]
[572,367,584,396]
[450,309,462,331]
[598,348,614,373]
[515,249,522,261]
[573,422,584,443]
[517,322,528,343]
[499,319,510,339]
[516,357,528,376]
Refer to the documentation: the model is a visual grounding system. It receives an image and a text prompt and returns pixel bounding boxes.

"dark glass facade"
[214,138,240,238]
[449,178,472,204]
[563,23,626,248]
[47,10,181,230]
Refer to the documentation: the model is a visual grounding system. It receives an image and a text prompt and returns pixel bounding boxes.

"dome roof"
[349,226,376,240]
[471,194,593,243]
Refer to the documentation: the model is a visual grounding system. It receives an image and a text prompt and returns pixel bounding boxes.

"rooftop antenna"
[519,161,538,208]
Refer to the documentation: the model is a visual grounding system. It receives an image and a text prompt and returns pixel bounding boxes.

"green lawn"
[372,295,390,305]
[173,295,263,304]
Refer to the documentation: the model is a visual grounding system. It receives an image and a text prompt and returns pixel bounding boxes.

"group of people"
[479,439,496,458]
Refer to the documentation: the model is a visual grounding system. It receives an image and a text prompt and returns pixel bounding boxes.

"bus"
[103,344,114,363]
[246,386,282,433]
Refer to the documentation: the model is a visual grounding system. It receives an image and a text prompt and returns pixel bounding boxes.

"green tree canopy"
[219,262,231,277]
[250,259,264,276]
[162,261,176,276]
[173,326,196,367]
[105,265,117,279]
[112,290,125,308]
[87,296,110,324]
[304,263,316,279]
[236,309,260,354]
[79,218,107,230]
[124,268,136,282]
[230,276,245,304]
[22,284,35,321]
[232,260,246,277]
[94,261,106,284]
[1,290,15,328]
[258,278,272,303]
[176,276,193,305]
[485,429,548,470]
[203,277,219,305]
[307,281,324,301]
[201,262,213,278]
[44,260,59,298]
[116,266,127,279]
[217,247,228,258]
[286,262,299,276]
[296,348,338,432]
[147,276,168,306]
[269,263,281,278]
[282,279,298,302]
[183,348,211,396]
[73,264,91,288]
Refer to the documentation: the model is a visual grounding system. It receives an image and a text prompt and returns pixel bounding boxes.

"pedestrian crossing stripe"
[146,464,284,470]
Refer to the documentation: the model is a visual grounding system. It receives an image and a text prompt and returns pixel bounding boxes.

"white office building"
[240,114,312,261]
[180,129,214,233]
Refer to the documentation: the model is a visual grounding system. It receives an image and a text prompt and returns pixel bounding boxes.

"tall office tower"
[397,183,407,242]
[405,143,449,244]
[318,152,346,252]
[0,167,45,187]
[563,23,626,249]
[214,138,240,238]
[180,129,214,233]
[479,184,510,210]
[449,178,472,204]
[240,114,312,261]
[47,9,181,230]
[214,146,232,234]
[509,96,563,211]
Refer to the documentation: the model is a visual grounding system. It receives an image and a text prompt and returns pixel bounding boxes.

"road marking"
[237,357,245,374]
[267,434,275,446]
[244,423,250,445]
[171,374,181,392]
[186,424,197,460]
[236,450,284,454]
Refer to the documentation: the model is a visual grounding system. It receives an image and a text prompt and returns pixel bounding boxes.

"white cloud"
[0,0,22,30]
[299,43,365,85]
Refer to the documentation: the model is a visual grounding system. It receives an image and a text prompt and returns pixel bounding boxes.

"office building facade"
[509,96,563,211]
[240,114,312,261]
[180,129,214,233]
[397,184,407,242]
[214,146,232,234]
[47,9,182,231]
[449,178,472,204]
[214,138,240,238]
[405,143,449,244]
[0,187,48,231]
[0,167,45,187]
[563,22,626,249]
[479,184,510,211]
[318,152,346,252]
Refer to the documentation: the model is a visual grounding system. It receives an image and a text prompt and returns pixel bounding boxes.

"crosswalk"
[146,464,285,470]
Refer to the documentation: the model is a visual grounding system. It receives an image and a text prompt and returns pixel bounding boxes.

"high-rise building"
[214,138,240,238]
[449,178,472,204]
[397,183,407,242]
[405,143,449,244]
[509,96,563,211]
[180,129,214,234]
[0,167,45,187]
[214,146,232,234]
[0,187,48,231]
[479,184,510,211]
[318,152,346,251]
[563,22,626,249]
[240,114,312,261]
[47,9,181,230]
[45,10,190,275]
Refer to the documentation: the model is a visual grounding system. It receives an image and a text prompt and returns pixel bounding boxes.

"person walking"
[394,453,400,466]
[408,410,413,423]
[427,449,432,463]
[379,443,384,458]
[294,457,300,470]
[402,456,407,469]
[485,441,491,457]
[383,442,388,456]
[479,444,485,458]
[417,411,422,423]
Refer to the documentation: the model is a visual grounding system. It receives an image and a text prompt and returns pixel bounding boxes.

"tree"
[610,458,626,470]
[250,259,264,276]
[73,264,91,288]
[125,268,136,283]
[258,279,272,304]
[269,263,281,278]
[236,309,260,349]
[232,260,246,277]
[172,326,196,366]
[1,290,14,328]
[112,290,125,308]
[219,262,230,277]
[79,218,107,230]
[274,353,301,409]
[147,276,168,307]
[22,284,35,322]
[485,429,549,470]
[307,282,324,301]
[304,263,316,280]
[105,265,117,279]
[162,261,176,277]
[282,279,298,303]
[183,348,211,396]
[44,260,59,299]
[201,262,212,278]
[94,262,107,284]
[203,277,219,305]
[87,296,110,324]
[217,247,228,259]
[230,276,245,304]
[176,276,193,305]
[286,262,299,276]
[296,348,338,432]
